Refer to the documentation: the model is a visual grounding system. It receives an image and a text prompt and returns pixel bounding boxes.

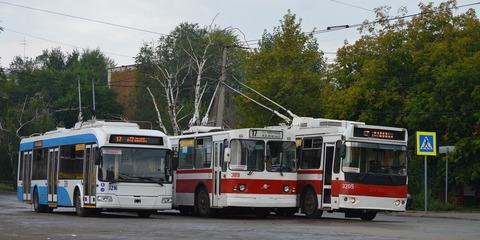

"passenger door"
[47,147,59,206]
[211,141,223,207]
[322,143,335,207]
[22,151,33,202]
[82,144,97,206]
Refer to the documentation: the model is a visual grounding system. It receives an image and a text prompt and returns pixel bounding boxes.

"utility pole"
[215,46,228,127]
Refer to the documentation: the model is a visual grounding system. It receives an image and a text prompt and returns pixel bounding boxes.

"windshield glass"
[343,143,407,175]
[98,147,170,183]
[229,139,264,171]
[266,141,296,172]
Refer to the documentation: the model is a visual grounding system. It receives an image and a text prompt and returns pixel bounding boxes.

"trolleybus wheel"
[74,191,90,217]
[137,211,152,218]
[360,211,377,221]
[33,188,52,213]
[302,189,322,218]
[195,187,213,218]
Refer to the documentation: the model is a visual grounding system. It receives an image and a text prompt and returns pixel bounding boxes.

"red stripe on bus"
[176,168,213,174]
[298,180,323,195]
[221,179,297,195]
[297,169,323,174]
[331,180,407,198]
[175,178,297,195]
[176,179,212,193]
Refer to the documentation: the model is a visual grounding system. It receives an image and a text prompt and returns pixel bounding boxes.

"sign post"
[439,146,455,204]
[416,131,437,213]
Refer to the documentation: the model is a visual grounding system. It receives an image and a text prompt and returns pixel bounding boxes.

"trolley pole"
[215,46,227,127]
[424,155,428,213]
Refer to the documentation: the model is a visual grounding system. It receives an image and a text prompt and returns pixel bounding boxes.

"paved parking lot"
[0,192,479,240]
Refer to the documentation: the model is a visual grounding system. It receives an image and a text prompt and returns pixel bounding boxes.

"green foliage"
[236,10,327,127]
[0,48,122,180]
[326,0,480,202]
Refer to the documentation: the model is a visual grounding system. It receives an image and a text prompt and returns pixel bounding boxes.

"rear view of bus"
[171,127,298,217]
[17,120,173,217]
[292,118,408,221]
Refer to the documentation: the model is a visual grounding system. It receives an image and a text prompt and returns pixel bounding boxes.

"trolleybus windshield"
[229,139,264,171]
[99,148,170,184]
[342,143,406,175]
[266,141,296,172]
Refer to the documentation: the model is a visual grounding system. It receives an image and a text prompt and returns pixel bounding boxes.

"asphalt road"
[1,192,479,240]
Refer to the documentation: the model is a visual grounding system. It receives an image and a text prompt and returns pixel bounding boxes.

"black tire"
[195,187,214,218]
[302,188,323,218]
[137,211,152,218]
[74,190,90,217]
[33,188,52,213]
[360,211,377,221]
[275,208,297,217]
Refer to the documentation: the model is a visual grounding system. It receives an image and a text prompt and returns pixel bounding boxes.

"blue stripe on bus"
[20,133,98,151]
[17,186,23,201]
[35,185,48,205]
[57,187,72,206]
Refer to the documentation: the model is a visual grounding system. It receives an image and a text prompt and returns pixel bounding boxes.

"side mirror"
[95,150,102,165]
[224,148,231,164]
[171,150,179,170]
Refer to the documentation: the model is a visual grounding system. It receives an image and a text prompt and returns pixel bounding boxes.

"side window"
[300,138,322,169]
[333,140,343,174]
[18,151,25,180]
[194,137,212,168]
[59,144,84,179]
[178,139,194,169]
[32,148,48,180]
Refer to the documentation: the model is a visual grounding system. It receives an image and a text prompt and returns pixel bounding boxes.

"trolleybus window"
[229,139,264,171]
[300,138,322,169]
[194,138,212,169]
[32,149,48,180]
[343,143,407,175]
[99,148,170,184]
[178,139,194,169]
[59,144,84,179]
[266,141,296,172]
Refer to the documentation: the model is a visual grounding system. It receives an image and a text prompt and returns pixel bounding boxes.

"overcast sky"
[1,0,478,68]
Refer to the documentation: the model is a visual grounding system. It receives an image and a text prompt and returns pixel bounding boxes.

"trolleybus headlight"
[394,200,401,206]
[161,197,172,203]
[350,197,356,204]
[283,185,290,193]
[97,195,113,202]
[238,184,246,192]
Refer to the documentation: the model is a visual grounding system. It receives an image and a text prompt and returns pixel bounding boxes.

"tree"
[134,23,240,134]
[235,11,327,127]
[326,0,480,203]
[0,48,123,180]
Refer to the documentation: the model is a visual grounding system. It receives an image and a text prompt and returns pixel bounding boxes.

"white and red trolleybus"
[170,126,298,217]
[280,117,408,220]
[17,120,173,217]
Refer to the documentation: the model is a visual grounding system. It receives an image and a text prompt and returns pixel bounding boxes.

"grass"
[0,182,15,192]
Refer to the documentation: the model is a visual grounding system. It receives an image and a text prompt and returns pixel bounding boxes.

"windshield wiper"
[136,176,164,186]
[247,170,254,175]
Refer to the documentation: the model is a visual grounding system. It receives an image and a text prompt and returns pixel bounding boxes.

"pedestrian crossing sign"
[416,131,437,156]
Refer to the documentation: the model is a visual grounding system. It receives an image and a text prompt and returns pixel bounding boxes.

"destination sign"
[353,127,405,141]
[249,129,283,139]
[109,135,164,145]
